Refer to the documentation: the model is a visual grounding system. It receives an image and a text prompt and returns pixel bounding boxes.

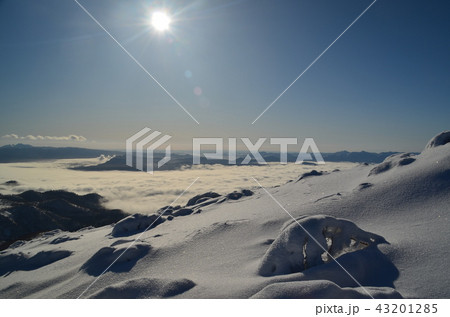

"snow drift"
[0,131,449,298]
[258,215,387,276]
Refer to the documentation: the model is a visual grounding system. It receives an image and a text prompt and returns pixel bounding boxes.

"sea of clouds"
[0,157,357,214]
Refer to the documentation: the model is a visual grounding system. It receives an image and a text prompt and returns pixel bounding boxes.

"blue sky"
[1,0,449,152]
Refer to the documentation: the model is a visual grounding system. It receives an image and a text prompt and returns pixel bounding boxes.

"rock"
[0,190,127,250]
[3,180,19,186]
[227,192,243,200]
[195,197,211,204]
[227,189,254,201]
[297,170,323,182]
[357,183,373,190]
[172,208,194,217]
[186,192,221,206]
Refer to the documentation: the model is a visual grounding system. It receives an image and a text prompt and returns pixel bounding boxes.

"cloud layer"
[2,134,87,142]
[0,158,357,213]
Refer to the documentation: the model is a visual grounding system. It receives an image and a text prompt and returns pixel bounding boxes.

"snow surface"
[257,215,387,277]
[0,133,449,298]
[425,131,450,149]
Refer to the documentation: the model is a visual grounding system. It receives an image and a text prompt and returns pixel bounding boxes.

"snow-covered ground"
[0,132,449,298]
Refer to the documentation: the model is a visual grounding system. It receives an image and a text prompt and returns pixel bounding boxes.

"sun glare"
[151,11,171,32]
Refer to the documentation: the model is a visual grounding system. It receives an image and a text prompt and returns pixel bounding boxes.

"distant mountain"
[73,153,240,171]
[0,144,121,163]
[259,151,401,164]
[73,151,402,172]
[322,151,401,163]
[0,143,403,166]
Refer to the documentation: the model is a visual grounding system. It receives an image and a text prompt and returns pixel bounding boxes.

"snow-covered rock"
[425,130,450,149]
[0,190,127,250]
[111,214,165,237]
[258,215,387,276]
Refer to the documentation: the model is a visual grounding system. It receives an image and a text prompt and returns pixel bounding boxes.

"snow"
[111,214,165,237]
[89,277,196,299]
[424,130,450,149]
[368,152,416,176]
[251,280,402,299]
[79,244,151,276]
[258,215,387,276]
[0,249,72,276]
[0,132,449,298]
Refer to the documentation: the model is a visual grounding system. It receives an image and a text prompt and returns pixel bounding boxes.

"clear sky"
[1,0,449,152]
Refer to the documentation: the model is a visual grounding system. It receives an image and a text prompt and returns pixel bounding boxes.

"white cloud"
[2,134,19,139]
[0,159,358,213]
[2,134,87,142]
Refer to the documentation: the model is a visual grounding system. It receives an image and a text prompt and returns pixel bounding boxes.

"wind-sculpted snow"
[266,246,400,288]
[88,277,196,298]
[251,280,402,299]
[0,249,72,276]
[79,244,151,276]
[0,132,449,298]
[368,153,416,176]
[258,215,387,276]
[425,131,450,149]
[111,214,165,237]
[254,228,400,298]
[111,189,254,236]
[49,235,80,245]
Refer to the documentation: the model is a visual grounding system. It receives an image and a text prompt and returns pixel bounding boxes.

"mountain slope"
[0,144,120,163]
[0,132,448,298]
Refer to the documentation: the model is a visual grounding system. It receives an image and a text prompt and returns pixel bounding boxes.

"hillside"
[0,132,448,298]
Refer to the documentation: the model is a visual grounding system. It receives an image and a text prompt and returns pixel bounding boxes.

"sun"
[150,11,171,32]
